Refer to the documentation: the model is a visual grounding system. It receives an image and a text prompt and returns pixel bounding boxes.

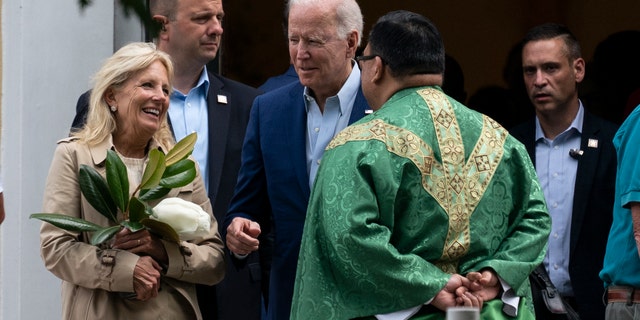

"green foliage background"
[78,0,160,37]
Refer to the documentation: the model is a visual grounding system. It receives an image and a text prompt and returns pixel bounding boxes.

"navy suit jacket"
[510,109,617,320]
[225,81,370,320]
[258,65,298,92]
[70,71,263,320]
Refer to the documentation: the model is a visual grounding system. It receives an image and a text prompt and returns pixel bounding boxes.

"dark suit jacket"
[224,81,370,320]
[70,71,263,320]
[510,109,617,320]
[258,65,298,92]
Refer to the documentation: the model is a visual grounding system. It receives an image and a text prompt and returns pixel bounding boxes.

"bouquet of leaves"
[31,133,204,245]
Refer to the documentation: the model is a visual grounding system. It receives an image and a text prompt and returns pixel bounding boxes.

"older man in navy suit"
[223,0,369,319]
[510,23,617,320]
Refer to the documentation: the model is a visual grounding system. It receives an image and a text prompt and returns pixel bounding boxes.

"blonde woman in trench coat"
[38,42,225,320]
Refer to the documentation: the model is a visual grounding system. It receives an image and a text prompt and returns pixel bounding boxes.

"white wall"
[1,1,142,319]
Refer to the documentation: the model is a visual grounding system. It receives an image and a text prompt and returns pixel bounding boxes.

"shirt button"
[554,145,559,150]
[314,127,320,132]
[317,159,321,165]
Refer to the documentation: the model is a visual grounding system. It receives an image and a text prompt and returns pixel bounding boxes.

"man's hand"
[463,269,501,304]
[432,270,500,311]
[133,256,162,301]
[432,274,472,311]
[226,217,261,256]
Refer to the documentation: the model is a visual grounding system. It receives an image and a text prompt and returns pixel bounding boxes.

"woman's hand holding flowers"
[113,228,168,265]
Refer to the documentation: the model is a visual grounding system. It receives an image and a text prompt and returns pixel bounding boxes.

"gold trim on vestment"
[326,87,508,273]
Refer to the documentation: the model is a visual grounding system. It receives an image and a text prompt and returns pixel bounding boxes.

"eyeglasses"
[355,54,380,69]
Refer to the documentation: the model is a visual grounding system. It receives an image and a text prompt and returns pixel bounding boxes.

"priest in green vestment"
[291,10,550,320]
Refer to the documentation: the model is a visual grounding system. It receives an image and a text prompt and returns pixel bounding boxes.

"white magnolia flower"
[151,197,211,241]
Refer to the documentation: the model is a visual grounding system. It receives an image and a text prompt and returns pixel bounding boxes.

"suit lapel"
[570,111,600,254]
[520,119,538,166]
[206,73,230,202]
[288,85,312,199]
[349,87,371,124]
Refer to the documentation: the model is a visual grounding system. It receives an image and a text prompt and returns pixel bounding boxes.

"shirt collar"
[535,100,584,141]
[303,62,361,114]
[171,66,210,99]
[200,65,211,98]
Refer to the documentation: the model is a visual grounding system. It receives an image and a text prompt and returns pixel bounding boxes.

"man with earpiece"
[510,23,618,320]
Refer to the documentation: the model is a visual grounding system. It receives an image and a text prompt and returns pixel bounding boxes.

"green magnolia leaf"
[30,213,103,232]
[106,150,129,213]
[139,149,166,190]
[165,132,197,166]
[160,159,196,188]
[79,165,118,223]
[90,225,122,245]
[121,220,145,233]
[138,186,171,202]
[141,218,181,243]
[128,197,150,223]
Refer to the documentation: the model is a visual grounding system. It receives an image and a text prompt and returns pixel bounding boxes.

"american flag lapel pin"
[588,139,598,148]
[217,94,228,104]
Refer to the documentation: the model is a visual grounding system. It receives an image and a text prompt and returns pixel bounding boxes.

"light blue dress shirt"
[168,67,211,191]
[305,64,361,188]
[535,102,584,297]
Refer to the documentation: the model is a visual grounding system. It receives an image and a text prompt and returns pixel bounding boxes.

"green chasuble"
[291,87,550,319]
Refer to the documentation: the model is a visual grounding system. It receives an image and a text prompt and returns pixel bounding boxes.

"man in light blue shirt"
[151,1,263,318]
[223,0,370,318]
[511,23,618,320]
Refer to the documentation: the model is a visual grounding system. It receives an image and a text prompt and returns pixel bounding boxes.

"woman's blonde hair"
[73,42,175,150]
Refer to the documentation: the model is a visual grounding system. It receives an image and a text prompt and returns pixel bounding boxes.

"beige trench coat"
[39,136,226,320]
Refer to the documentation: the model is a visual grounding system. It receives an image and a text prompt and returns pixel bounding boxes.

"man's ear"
[574,57,586,83]
[346,31,359,58]
[371,57,385,83]
[153,15,168,32]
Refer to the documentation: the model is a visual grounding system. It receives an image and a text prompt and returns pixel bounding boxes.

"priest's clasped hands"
[431,269,501,311]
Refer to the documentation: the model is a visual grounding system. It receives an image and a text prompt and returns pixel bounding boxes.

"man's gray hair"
[287,0,363,45]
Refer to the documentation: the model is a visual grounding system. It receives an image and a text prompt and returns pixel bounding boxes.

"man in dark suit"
[510,23,617,320]
[70,0,263,319]
[223,0,369,319]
